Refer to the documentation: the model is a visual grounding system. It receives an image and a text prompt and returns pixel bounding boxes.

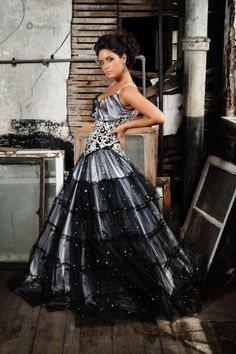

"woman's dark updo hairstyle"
[94,31,140,68]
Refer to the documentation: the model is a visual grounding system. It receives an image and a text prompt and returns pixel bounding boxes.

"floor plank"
[156,321,181,354]
[171,321,198,354]
[141,322,163,354]
[80,325,112,354]
[93,326,112,354]
[113,323,144,354]
[0,286,23,343]
[31,307,67,354]
[63,311,80,354]
[14,305,40,354]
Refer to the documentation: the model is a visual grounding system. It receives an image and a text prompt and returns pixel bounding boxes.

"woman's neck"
[115,71,133,85]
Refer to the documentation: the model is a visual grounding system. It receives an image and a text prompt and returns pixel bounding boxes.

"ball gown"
[14,88,204,326]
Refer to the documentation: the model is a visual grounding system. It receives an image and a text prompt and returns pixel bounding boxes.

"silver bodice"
[84,93,136,156]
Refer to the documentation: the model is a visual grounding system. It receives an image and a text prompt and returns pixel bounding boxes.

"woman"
[14,33,203,326]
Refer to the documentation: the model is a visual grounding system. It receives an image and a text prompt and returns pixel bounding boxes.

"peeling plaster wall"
[0,0,73,161]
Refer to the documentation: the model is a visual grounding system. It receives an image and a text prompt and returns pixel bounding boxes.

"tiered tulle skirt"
[14,149,203,325]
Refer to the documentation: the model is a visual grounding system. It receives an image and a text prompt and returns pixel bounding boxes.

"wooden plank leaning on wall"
[68,0,118,126]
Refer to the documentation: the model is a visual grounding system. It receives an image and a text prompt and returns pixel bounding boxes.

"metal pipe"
[0,55,146,96]
[0,57,97,65]
[136,55,146,97]
[158,0,164,176]
[182,0,210,217]
[39,157,45,232]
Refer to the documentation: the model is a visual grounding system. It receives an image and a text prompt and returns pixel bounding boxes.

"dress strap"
[117,84,137,94]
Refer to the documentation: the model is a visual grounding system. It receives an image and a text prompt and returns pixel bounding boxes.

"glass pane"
[156,186,163,210]
[125,135,144,173]
[45,158,56,178]
[196,165,236,222]
[45,157,56,218]
[45,182,56,218]
[0,164,40,261]
[185,209,220,262]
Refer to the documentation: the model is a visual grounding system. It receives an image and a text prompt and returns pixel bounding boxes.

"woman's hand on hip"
[107,126,127,151]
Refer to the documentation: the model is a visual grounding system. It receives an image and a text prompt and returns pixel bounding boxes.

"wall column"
[182,0,210,216]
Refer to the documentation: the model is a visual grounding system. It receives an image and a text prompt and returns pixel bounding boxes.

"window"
[181,155,236,276]
[0,150,64,262]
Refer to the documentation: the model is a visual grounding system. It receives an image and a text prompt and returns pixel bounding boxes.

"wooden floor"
[1,271,236,354]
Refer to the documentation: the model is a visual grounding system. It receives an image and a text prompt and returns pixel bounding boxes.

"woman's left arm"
[109,86,165,150]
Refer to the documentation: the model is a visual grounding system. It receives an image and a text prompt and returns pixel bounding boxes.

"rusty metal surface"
[0,148,65,158]
[224,0,236,116]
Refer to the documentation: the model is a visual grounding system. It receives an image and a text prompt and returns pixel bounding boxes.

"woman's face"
[98,49,126,80]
